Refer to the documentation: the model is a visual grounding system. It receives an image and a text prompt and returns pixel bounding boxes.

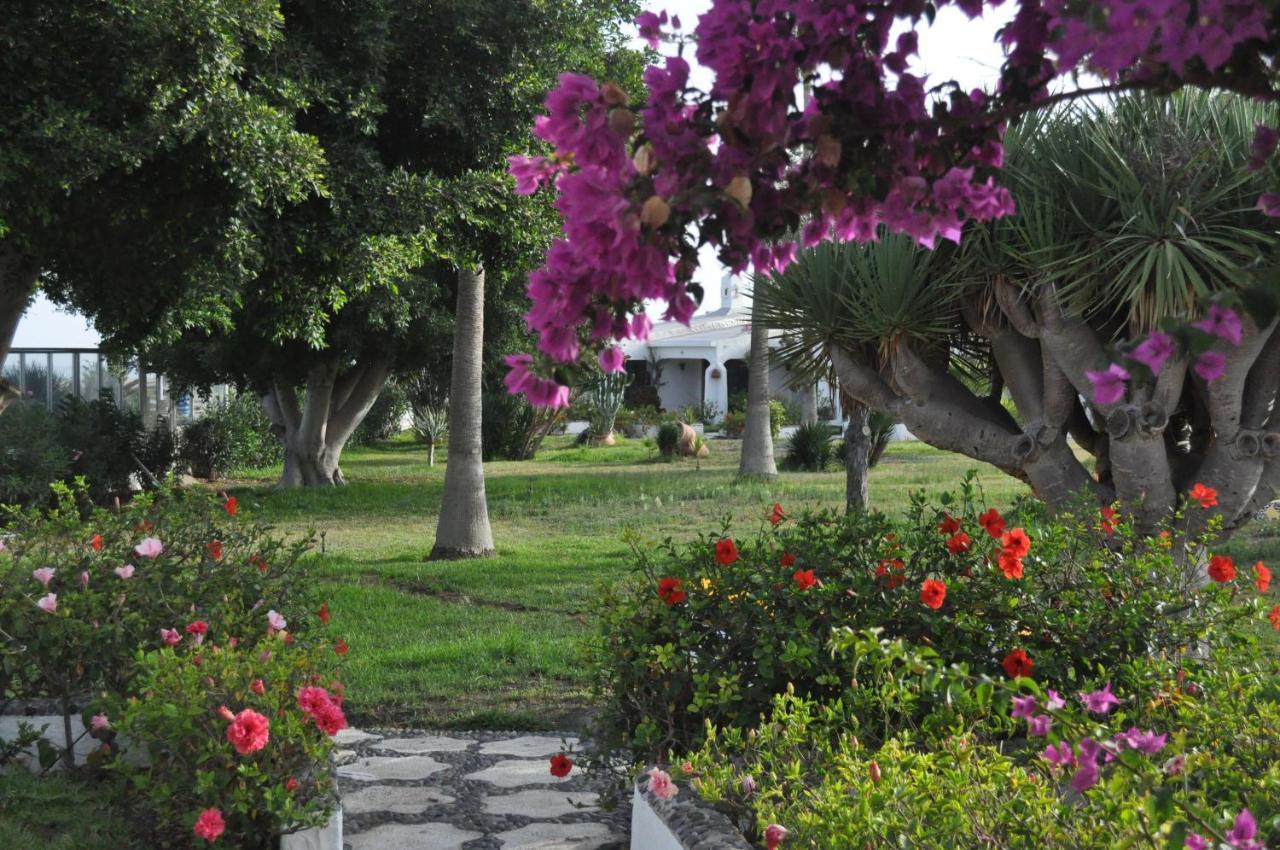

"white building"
[618,274,839,423]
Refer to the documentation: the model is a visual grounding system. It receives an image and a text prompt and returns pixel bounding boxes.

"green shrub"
[179,394,281,479]
[54,393,176,503]
[0,402,70,507]
[589,481,1265,764]
[656,421,681,458]
[783,421,836,470]
[868,410,896,467]
[719,401,785,439]
[482,392,562,460]
[350,381,409,446]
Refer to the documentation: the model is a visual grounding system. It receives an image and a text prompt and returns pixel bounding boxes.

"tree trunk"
[431,266,495,559]
[801,383,819,425]
[427,441,436,467]
[739,298,777,477]
[262,358,391,488]
[0,243,38,414]
[844,402,871,512]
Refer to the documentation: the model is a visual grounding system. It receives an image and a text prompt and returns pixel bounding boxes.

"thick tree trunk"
[800,383,819,425]
[739,299,777,477]
[262,358,391,488]
[844,402,870,512]
[431,266,495,559]
[0,243,38,414]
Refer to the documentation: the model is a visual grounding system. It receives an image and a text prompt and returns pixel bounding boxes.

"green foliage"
[656,422,682,458]
[0,403,70,506]
[721,400,786,439]
[867,410,896,467]
[482,392,561,461]
[109,640,341,847]
[179,394,282,479]
[588,480,1266,764]
[784,422,837,471]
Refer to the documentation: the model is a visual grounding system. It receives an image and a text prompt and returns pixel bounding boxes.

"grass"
[0,770,138,848]
[226,433,1280,729]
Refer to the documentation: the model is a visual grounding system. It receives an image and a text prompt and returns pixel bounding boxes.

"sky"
[15,3,1012,348]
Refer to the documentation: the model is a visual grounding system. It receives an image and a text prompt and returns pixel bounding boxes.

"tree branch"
[298,362,338,450]
[1241,320,1280,429]
[328,359,392,449]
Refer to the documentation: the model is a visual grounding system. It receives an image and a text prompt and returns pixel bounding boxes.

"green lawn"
[230,434,1280,729]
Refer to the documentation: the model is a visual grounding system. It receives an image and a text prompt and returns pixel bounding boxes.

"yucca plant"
[412,406,448,466]
[757,90,1280,549]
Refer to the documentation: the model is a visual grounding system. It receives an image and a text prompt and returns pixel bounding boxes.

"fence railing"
[4,348,230,427]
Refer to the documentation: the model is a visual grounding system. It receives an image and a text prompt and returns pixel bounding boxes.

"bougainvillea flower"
[1189,483,1218,508]
[1027,715,1052,737]
[764,824,789,850]
[978,508,1005,538]
[1011,695,1037,719]
[193,808,225,842]
[134,537,163,558]
[919,579,946,610]
[1254,561,1271,592]
[1193,350,1227,382]
[1070,739,1102,792]
[647,766,676,800]
[114,564,134,580]
[32,567,54,586]
[792,569,817,590]
[598,347,626,374]
[769,503,785,525]
[1184,833,1209,850]
[1001,528,1031,558]
[1002,648,1033,679]
[36,593,56,614]
[1208,554,1236,583]
[1079,682,1122,715]
[1226,809,1258,849]
[946,532,971,554]
[1192,305,1244,347]
[549,752,574,777]
[224,496,238,516]
[1118,727,1167,755]
[937,513,961,535]
[780,552,796,567]
[1041,741,1074,768]
[998,552,1024,579]
[715,538,739,565]
[1045,690,1066,711]
[657,577,686,605]
[226,708,270,755]
[90,533,103,552]
[1085,364,1129,405]
[1131,332,1176,375]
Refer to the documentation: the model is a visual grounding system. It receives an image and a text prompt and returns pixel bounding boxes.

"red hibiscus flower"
[978,508,1005,539]
[224,496,238,516]
[251,679,266,696]
[715,538,739,565]
[549,752,574,777]
[251,553,268,572]
[318,602,329,624]
[946,532,971,555]
[875,558,905,590]
[769,503,785,525]
[185,620,209,636]
[998,552,1024,579]
[1270,605,1280,631]
[1002,648,1033,679]
[285,777,299,792]
[334,638,349,655]
[780,552,797,567]
[206,540,223,561]
[1001,528,1031,559]
[937,513,961,535]
[919,579,946,610]
[225,708,270,755]
[1208,554,1236,583]
[1100,505,1118,536]
[1254,561,1271,593]
[657,577,686,606]
[1189,483,1218,509]
[90,533,103,552]
[792,569,817,590]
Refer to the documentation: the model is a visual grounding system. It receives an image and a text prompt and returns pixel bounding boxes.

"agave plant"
[757,90,1280,545]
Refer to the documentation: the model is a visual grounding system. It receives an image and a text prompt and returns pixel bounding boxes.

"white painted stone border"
[280,806,342,850]
[630,786,685,850]
[630,781,754,850]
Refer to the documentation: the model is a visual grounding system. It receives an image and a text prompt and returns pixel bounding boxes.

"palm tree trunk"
[739,298,777,477]
[431,266,495,559]
[844,402,870,512]
[800,383,819,425]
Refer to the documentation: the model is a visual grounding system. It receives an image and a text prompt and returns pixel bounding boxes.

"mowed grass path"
[230,435,1280,729]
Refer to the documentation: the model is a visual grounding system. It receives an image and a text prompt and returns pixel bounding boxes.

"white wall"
[657,359,704,411]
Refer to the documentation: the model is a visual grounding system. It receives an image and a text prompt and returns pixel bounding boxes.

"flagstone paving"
[336,729,628,850]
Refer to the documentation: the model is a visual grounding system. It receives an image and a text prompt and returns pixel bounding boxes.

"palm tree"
[738,292,777,477]
[431,266,495,559]
[756,91,1279,550]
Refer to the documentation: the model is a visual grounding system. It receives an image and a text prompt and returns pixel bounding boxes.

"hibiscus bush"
[103,637,345,848]
[679,632,1280,849]
[589,477,1273,765]
[0,483,315,766]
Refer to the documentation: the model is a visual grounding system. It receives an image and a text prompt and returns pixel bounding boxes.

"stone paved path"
[333,728,629,850]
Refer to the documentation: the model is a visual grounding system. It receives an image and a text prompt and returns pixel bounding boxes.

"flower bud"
[640,195,671,228]
[633,143,655,175]
[741,775,756,796]
[609,107,635,137]
[601,81,630,107]
[725,176,752,208]
[868,760,881,783]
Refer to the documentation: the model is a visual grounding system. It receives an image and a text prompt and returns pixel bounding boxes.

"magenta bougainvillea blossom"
[506,1,1279,404]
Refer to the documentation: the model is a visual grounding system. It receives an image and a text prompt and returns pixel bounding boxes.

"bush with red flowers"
[588,477,1269,765]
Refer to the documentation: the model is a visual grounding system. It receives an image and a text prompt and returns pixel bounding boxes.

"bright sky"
[17,4,1013,347]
